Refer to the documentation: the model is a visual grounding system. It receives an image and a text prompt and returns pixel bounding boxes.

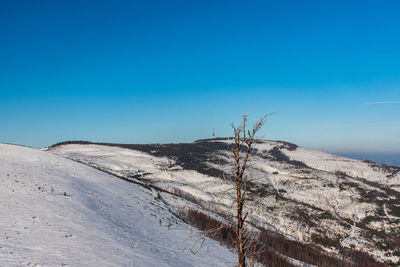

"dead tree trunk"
[231,113,271,267]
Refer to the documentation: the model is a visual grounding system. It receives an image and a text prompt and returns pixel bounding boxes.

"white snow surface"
[51,144,233,204]
[0,143,234,266]
[48,141,400,265]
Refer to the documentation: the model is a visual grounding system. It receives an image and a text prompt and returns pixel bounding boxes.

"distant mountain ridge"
[337,152,400,168]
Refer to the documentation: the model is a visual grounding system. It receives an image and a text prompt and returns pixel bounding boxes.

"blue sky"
[1,0,400,153]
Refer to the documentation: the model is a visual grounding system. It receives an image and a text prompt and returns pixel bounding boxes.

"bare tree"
[231,113,272,267]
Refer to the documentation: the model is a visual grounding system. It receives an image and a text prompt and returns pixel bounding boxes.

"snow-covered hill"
[0,143,234,266]
[49,139,400,266]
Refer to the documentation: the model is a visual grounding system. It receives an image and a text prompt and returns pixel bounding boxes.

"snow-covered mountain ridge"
[0,143,234,266]
[49,139,400,266]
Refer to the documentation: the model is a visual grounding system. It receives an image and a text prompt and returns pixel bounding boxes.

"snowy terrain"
[49,139,400,265]
[0,143,235,266]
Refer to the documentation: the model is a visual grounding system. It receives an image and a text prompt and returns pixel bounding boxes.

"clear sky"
[1,0,399,153]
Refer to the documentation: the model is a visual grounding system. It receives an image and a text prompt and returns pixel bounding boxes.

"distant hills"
[338,152,400,168]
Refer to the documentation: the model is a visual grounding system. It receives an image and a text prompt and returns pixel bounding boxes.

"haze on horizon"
[1,1,399,162]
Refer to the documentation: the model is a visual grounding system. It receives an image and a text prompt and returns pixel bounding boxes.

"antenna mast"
[212,128,215,138]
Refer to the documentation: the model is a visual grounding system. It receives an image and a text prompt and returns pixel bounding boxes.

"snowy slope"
[49,140,400,265]
[0,143,234,266]
[283,146,400,188]
[213,138,400,189]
